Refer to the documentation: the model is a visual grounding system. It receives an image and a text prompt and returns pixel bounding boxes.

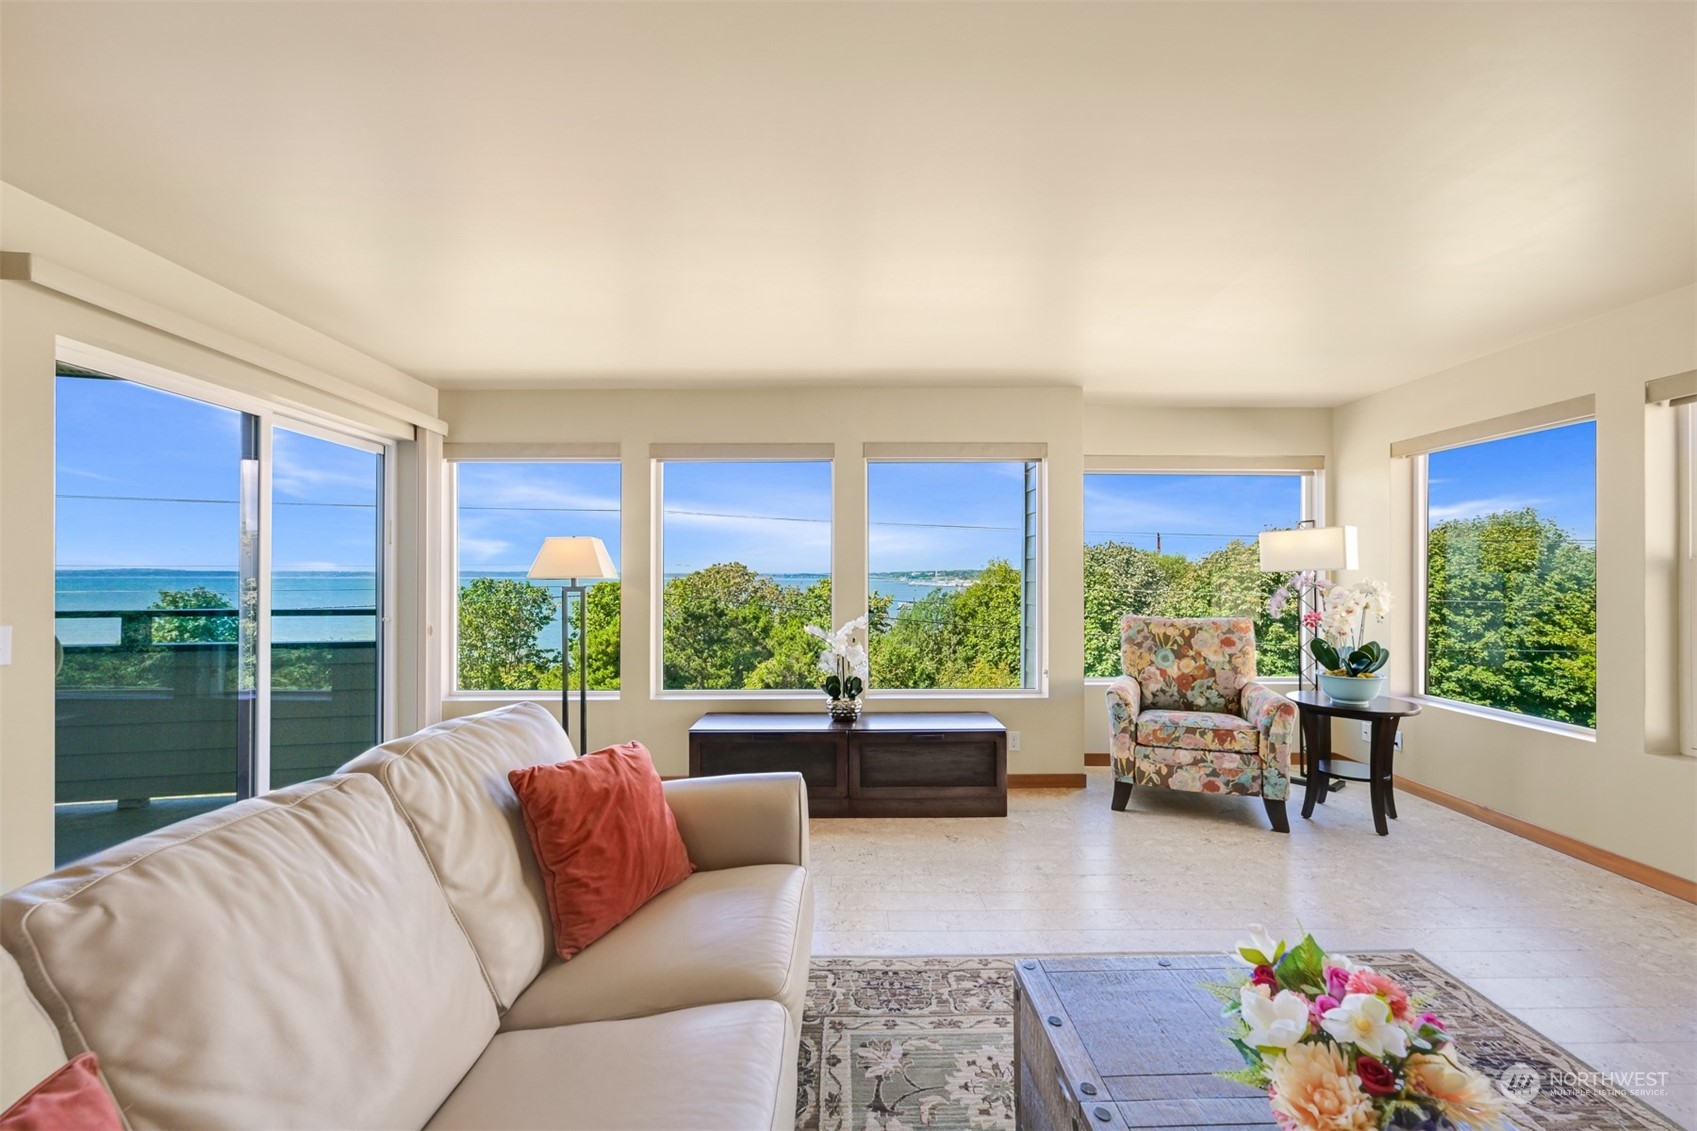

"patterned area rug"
[796,954,1682,1131]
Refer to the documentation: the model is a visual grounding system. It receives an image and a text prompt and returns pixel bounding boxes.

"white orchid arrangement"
[1312,578,1394,680]
[805,614,870,701]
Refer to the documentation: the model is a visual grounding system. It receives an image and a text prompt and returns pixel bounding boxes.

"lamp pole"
[561,580,588,754]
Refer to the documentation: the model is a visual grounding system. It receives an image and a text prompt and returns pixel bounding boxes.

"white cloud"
[457,536,514,565]
[1427,495,1549,523]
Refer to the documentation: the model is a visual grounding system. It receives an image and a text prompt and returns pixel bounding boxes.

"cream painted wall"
[1080,405,1335,751]
[0,191,440,889]
[436,387,1086,780]
[1332,286,1697,881]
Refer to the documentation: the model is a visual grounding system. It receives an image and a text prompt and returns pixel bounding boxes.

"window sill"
[1412,695,1597,742]
[651,688,1046,701]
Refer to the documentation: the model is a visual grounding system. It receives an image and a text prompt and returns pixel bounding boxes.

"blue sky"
[868,461,1027,573]
[58,373,1598,592]
[457,461,623,575]
[56,377,244,571]
[1427,421,1596,543]
[1084,473,1304,557]
[56,377,382,577]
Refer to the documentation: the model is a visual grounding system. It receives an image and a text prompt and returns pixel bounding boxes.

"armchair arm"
[1241,681,1297,800]
[663,772,809,871]
[1105,676,1141,733]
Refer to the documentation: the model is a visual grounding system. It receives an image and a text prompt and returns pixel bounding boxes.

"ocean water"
[54,569,970,646]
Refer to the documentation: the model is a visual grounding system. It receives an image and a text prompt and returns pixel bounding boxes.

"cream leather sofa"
[1,702,813,1130]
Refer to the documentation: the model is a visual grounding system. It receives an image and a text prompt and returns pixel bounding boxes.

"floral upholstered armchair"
[1106,615,1298,832]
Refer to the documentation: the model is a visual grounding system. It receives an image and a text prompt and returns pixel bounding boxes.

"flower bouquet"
[1215,926,1510,1131]
[806,614,870,721]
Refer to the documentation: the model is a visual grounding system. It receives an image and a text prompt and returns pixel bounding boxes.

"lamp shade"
[1258,525,1358,572]
[527,537,618,581]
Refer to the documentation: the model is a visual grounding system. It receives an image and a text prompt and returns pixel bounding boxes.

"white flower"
[1321,993,1409,1059]
[1325,953,1372,977]
[1235,924,1285,966]
[1240,985,1311,1051]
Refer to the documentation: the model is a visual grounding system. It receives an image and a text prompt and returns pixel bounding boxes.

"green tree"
[1081,539,1298,678]
[869,560,1023,689]
[149,585,237,643]
[662,562,785,690]
[1427,508,1595,727]
[457,577,561,690]
[575,581,622,691]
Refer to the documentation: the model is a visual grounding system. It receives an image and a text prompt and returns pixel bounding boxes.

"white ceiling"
[2,2,1692,404]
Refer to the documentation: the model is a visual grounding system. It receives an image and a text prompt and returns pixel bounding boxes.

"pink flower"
[1302,609,1324,630]
[1310,994,1340,1028]
[1324,966,1350,1000]
[1419,1012,1446,1032]
[1346,970,1413,1022]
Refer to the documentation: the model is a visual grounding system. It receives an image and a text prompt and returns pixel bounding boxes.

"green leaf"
[1228,1036,1263,1069]
[1274,934,1327,996]
[1308,638,1341,671]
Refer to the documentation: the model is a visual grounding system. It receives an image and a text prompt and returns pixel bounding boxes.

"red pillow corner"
[508,740,695,960]
[1,1053,123,1131]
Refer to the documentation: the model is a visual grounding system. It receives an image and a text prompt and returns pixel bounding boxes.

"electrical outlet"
[1394,730,1403,751]
[0,625,11,666]
[1360,722,1370,742]
[1008,731,1021,752]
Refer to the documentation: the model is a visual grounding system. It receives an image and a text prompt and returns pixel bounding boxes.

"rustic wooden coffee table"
[1014,955,1276,1130]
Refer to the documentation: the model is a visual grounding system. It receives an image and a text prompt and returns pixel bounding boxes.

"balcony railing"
[54,607,379,805]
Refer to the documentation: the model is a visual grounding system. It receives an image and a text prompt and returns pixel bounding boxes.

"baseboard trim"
[1010,773,1088,789]
[1084,752,1109,767]
[1393,775,1697,905]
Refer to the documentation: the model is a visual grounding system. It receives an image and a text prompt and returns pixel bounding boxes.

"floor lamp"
[1258,522,1358,788]
[528,536,618,755]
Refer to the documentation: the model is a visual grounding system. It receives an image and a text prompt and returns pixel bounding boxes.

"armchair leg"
[1111,779,1133,811]
[1263,798,1290,834]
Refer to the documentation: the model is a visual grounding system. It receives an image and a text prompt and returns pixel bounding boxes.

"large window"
[658,460,832,691]
[1421,420,1597,728]
[866,460,1040,691]
[1083,472,1307,678]
[453,461,621,693]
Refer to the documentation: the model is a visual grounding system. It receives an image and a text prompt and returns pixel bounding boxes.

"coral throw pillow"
[1,1053,123,1131]
[509,741,695,960]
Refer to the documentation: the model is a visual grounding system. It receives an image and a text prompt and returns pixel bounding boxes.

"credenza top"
[689,711,1006,734]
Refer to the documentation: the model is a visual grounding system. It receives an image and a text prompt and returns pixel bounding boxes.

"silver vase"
[828,697,863,723]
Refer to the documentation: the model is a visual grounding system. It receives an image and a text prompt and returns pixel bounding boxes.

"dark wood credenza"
[687,712,1007,817]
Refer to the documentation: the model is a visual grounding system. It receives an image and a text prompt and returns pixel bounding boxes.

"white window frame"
[864,455,1049,698]
[1080,462,1322,687]
[443,452,623,702]
[53,340,400,794]
[1408,417,1598,738]
[651,450,835,699]
[1679,403,1697,756]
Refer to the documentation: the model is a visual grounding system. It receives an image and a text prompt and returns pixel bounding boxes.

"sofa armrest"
[1241,681,1297,798]
[662,772,809,871]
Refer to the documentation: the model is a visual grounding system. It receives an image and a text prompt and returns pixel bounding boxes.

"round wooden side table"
[1287,690,1422,836]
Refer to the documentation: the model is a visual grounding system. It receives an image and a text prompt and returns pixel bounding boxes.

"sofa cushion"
[1135,709,1260,754]
[499,864,812,1032]
[508,741,695,961]
[339,701,574,1008]
[1,776,498,1131]
[427,1000,794,1131]
[0,1053,121,1131]
[0,950,65,1111]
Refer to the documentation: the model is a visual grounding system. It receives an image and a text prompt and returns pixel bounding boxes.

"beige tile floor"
[809,768,1697,1129]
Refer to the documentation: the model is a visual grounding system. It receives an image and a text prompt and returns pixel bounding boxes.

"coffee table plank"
[1016,956,1281,1131]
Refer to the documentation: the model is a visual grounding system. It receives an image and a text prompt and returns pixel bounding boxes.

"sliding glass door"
[53,364,389,864]
[54,368,253,863]
[270,427,384,787]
